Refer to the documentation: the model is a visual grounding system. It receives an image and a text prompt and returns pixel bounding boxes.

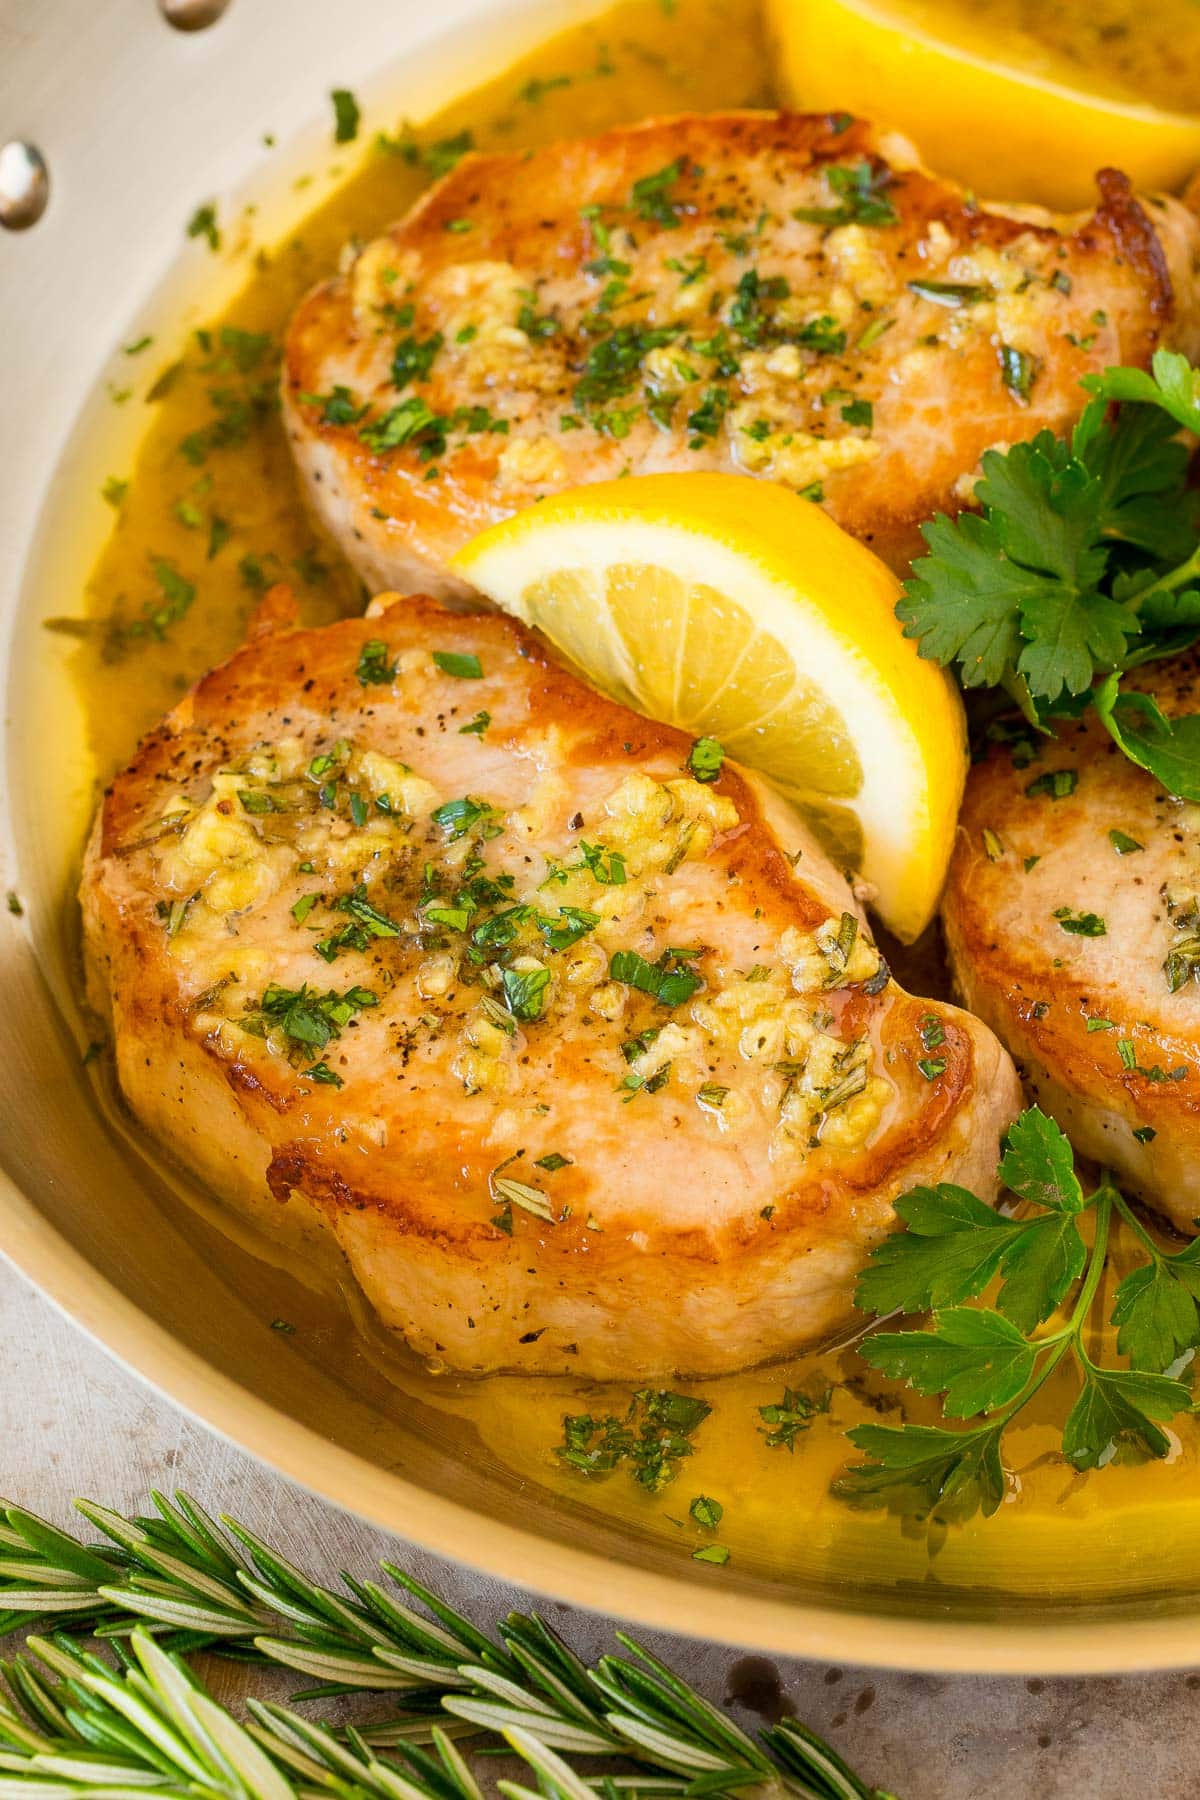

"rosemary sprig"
[0,1494,897,1800]
[0,1626,539,1800]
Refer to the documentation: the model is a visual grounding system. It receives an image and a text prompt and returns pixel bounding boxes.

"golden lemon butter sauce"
[64,0,1200,1604]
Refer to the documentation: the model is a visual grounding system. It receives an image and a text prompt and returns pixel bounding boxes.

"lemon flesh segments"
[452,483,965,942]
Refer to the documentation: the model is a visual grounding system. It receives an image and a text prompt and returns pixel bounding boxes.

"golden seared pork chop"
[283,111,1200,593]
[944,655,1200,1237]
[83,593,1020,1377]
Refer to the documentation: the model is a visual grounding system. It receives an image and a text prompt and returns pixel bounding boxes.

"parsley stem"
[1067,1180,1115,1331]
[1127,543,1200,612]
[989,1185,1116,1426]
[1109,1184,1166,1263]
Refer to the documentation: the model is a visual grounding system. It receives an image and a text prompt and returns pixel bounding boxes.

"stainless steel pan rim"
[3,0,1200,1675]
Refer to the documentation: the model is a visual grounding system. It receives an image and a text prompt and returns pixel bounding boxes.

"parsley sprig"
[898,350,1200,798]
[837,1108,1197,1522]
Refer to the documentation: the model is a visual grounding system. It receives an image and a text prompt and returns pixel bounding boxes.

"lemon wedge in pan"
[767,0,1200,210]
[451,473,965,942]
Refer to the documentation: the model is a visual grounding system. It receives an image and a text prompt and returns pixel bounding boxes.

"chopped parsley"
[557,1389,711,1490]
[1053,907,1107,937]
[361,396,508,458]
[123,561,195,643]
[686,385,730,447]
[728,269,789,347]
[501,965,551,1022]
[432,796,497,841]
[301,386,366,427]
[391,333,443,389]
[610,948,702,1007]
[517,303,559,340]
[186,202,220,252]
[377,127,475,177]
[432,650,482,679]
[1026,768,1077,801]
[573,841,627,885]
[622,1026,661,1065]
[314,888,403,962]
[356,639,396,685]
[759,1385,830,1450]
[575,323,676,410]
[330,89,361,144]
[796,314,848,354]
[537,906,599,952]
[459,710,491,736]
[242,981,377,1060]
[360,396,445,455]
[687,736,723,783]
[630,158,692,229]
[238,552,283,594]
[793,160,897,228]
[689,1495,723,1529]
[517,73,573,104]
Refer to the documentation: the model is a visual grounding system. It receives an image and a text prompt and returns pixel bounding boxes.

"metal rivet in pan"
[0,141,50,231]
[158,0,231,29]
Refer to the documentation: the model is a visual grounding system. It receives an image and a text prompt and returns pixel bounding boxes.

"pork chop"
[283,111,1200,595]
[943,654,1200,1236]
[82,591,1020,1376]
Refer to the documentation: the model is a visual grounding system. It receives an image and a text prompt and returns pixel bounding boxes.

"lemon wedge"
[767,0,1200,209]
[450,474,964,942]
